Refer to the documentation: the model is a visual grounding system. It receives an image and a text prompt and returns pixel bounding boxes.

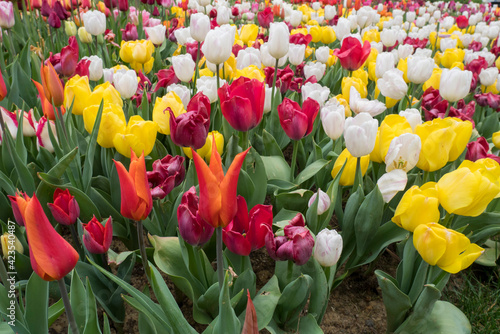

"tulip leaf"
[232,269,257,314]
[70,270,87,334]
[205,272,241,334]
[0,283,30,334]
[267,179,297,192]
[475,239,500,266]
[137,309,160,334]
[82,278,102,334]
[375,270,412,332]
[479,112,499,140]
[274,189,314,214]
[82,101,104,194]
[0,169,15,195]
[47,298,65,327]
[273,209,301,229]
[294,159,329,185]
[297,313,323,333]
[274,274,313,329]
[102,313,111,334]
[122,295,171,333]
[261,156,291,182]
[24,272,49,334]
[354,186,385,257]
[262,130,284,158]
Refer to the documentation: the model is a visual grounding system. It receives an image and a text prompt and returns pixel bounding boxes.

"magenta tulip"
[147,155,186,199]
[177,187,215,247]
[278,97,320,141]
[82,216,113,254]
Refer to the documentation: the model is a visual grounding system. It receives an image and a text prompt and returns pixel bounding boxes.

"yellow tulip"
[352,68,369,86]
[493,131,500,149]
[291,28,308,36]
[440,48,465,69]
[88,82,123,108]
[341,77,367,103]
[429,31,440,50]
[422,67,442,92]
[120,40,155,65]
[321,26,336,44]
[305,46,314,60]
[364,48,379,68]
[437,159,500,216]
[240,24,259,45]
[183,131,224,161]
[152,91,186,135]
[377,115,413,160]
[78,27,92,44]
[370,129,383,163]
[362,29,380,43]
[496,56,500,71]
[333,94,351,117]
[83,103,126,148]
[392,182,440,232]
[326,55,337,67]
[396,58,409,83]
[131,57,155,74]
[483,81,500,95]
[444,118,472,161]
[367,61,377,82]
[113,115,158,158]
[331,148,370,186]
[233,65,266,82]
[199,68,214,77]
[415,118,455,172]
[64,75,92,115]
[413,223,484,274]
[309,26,322,43]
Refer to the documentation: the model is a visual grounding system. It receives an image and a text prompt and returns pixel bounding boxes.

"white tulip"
[82,10,106,36]
[113,70,138,99]
[407,56,435,84]
[236,47,261,69]
[302,82,330,107]
[377,170,408,203]
[375,52,395,79]
[399,108,422,132]
[303,62,326,82]
[385,133,421,173]
[145,25,166,45]
[172,54,196,83]
[201,24,235,65]
[439,68,473,102]
[349,86,386,117]
[196,76,226,103]
[174,27,191,45]
[314,229,342,267]
[479,67,499,87]
[260,43,287,67]
[320,99,345,140]
[190,13,210,42]
[167,84,191,108]
[378,69,408,100]
[288,43,306,66]
[268,22,290,59]
[83,55,103,82]
[344,112,378,157]
[216,5,230,25]
[315,46,331,64]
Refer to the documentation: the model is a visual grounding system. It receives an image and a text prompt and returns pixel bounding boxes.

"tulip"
[170,92,210,149]
[88,82,123,108]
[114,150,153,221]
[14,193,79,281]
[183,130,224,160]
[314,228,342,267]
[196,76,226,103]
[320,99,345,140]
[257,7,273,29]
[344,112,378,157]
[113,115,158,158]
[192,136,249,228]
[201,25,235,65]
[190,13,210,42]
[289,10,302,28]
[479,67,499,87]
[113,70,138,99]
[349,86,386,116]
[83,103,126,148]
[456,15,468,29]
[119,40,155,73]
[268,22,289,60]
[145,24,166,45]
[177,187,215,247]
[439,68,473,102]
[36,117,58,153]
[223,196,273,256]
[286,43,305,66]
[377,170,408,203]
[278,98,320,141]
[377,69,408,101]
[331,148,370,186]
[260,43,287,67]
[173,28,191,45]
[78,27,93,43]
[82,10,106,36]
[376,114,413,161]
[466,137,500,164]
[218,77,264,132]
[303,62,326,82]
[334,37,371,72]
[153,91,186,135]
[1,233,23,258]
[47,189,80,226]
[406,56,435,85]
[302,82,330,108]
[63,75,91,115]
[315,46,330,65]
[121,23,138,42]
[64,20,77,36]
[147,155,185,199]
[216,5,230,25]
[236,47,261,69]
[8,191,30,226]
[265,213,314,266]
[60,37,79,77]
[40,62,64,107]
[493,131,500,149]
[82,216,113,254]
[0,70,6,102]
[385,133,421,173]
[437,159,500,217]
[0,1,14,29]
[375,52,395,79]
[308,189,330,215]
[172,54,196,83]
[399,108,422,132]
[413,223,484,274]
[0,107,17,141]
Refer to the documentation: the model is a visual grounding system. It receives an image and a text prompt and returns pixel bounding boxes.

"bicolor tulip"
[278,98,320,141]
[13,193,79,281]
[114,150,153,221]
[177,187,215,247]
[192,136,250,228]
[223,196,273,256]
[437,159,500,217]
[413,223,484,274]
[314,228,342,267]
[82,216,113,254]
[265,213,314,266]
[147,155,186,200]
[334,37,372,72]
[0,70,6,101]
[218,77,265,132]
[0,1,14,29]
[40,62,64,107]
[36,117,58,153]
[47,188,80,226]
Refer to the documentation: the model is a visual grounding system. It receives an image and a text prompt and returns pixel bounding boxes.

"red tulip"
[0,70,7,101]
[475,92,500,111]
[170,92,211,149]
[278,97,320,141]
[74,59,91,78]
[257,7,273,28]
[192,136,250,228]
[114,151,153,221]
[82,216,113,254]
[147,155,186,199]
[177,186,214,246]
[48,12,61,28]
[60,36,79,77]
[289,33,313,47]
[118,0,128,11]
[154,67,180,92]
[333,36,372,71]
[466,137,500,164]
[218,77,265,132]
[456,15,468,29]
[47,188,80,225]
[265,213,314,266]
[264,65,294,94]
[14,193,79,281]
[223,196,273,256]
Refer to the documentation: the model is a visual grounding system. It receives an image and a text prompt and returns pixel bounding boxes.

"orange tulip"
[33,80,57,120]
[40,62,64,107]
[13,192,79,281]
[114,150,153,221]
[192,137,250,228]
[0,70,7,101]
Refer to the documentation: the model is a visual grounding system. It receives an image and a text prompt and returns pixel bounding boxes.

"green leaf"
[262,130,284,157]
[294,159,329,185]
[274,189,313,213]
[243,275,281,330]
[82,101,104,193]
[82,278,102,334]
[275,274,313,328]
[24,272,49,334]
[375,270,412,332]
[297,314,323,333]
[354,186,384,257]
[48,298,65,327]
[261,156,291,181]
[70,270,87,334]
[211,273,241,333]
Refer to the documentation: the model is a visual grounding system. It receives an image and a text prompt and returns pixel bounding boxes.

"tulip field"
[2,0,500,332]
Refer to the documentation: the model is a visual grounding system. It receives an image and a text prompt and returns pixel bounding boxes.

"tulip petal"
[130,151,153,218]
[208,135,224,183]
[413,224,447,266]
[223,230,252,256]
[114,159,141,220]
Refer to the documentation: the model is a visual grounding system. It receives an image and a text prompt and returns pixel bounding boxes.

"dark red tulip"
[456,15,468,29]
[82,216,113,254]
[104,0,117,8]
[177,187,214,247]
[74,59,91,78]
[264,65,294,94]
[40,0,52,17]
[231,7,239,17]
[223,196,273,256]
[218,76,265,132]
[152,6,160,16]
[466,137,500,164]
[118,0,128,11]
[53,0,70,20]
[60,37,79,77]
[169,92,211,149]
[154,67,180,92]
[278,97,320,141]
[147,155,186,199]
[209,8,217,18]
[257,7,273,29]
[265,213,314,266]
[333,36,371,71]
[47,188,80,226]
[475,92,500,111]
[48,11,61,28]
[403,37,428,49]
[121,23,138,42]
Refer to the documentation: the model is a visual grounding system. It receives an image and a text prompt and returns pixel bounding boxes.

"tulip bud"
[314,229,342,267]
[268,22,289,60]
[47,188,80,226]
[113,69,138,99]
[78,27,93,43]
[82,216,113,254]
[64,21,77,36]
[147,155,186,199]
[320,98,345,140]
[263,84,272,114]
[0,1,14,29]
[190,13,210,42]
[1,232,23,258]
[172,54,196,83]
[36,117,58,153]
[439,68,473,102]
[82,10,106,36]
[344,112,378,157]
[308,189,330,215]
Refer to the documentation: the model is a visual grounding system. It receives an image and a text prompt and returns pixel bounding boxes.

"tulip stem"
[193,41,201,94]
[137,220,151,281]
[444,103,451,118]
[69,224,84,261]
[216,227,224,291]
[290,140,299,180]
[241,131,248,172]
[57,279,80,334]
[270,58,279,113]
[352,157,362,193]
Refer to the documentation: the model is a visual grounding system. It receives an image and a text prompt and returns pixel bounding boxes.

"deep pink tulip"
[48,11,61,28]
[466,137,500,164]
[146,155,186,199]
[218,76,265,132]
[278,97,320,141]
[177,187,215,247]
[47,188,80,226]
[60,36,79,77]
[333,36,371,71]
[121,23,138,41]
[223,196,273,256]
[82,216,113,254]
[257,7,273,28]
